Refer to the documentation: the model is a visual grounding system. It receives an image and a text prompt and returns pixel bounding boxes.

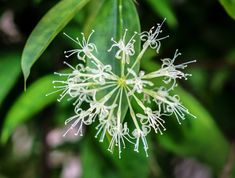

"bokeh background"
[0,0,235,178]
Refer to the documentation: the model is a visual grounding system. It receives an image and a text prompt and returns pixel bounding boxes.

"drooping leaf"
[0,53,21,106]
[21,0,89,86]
[147,0,177,28]
[220,0,235,20]
[1,73,59,143]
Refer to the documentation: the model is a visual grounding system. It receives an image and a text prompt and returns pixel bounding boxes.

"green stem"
[124,88,140,130]
[126,86,146,111]
[117,87,123,127]
[126,43,148,77]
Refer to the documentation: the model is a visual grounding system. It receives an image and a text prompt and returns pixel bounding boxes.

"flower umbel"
[50,19,196,158]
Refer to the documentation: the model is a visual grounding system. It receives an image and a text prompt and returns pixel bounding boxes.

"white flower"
[144,87,196,125]
[126,69,153,95]
[49,21,195,158]
[140,18,169,53]
[86,60,114,84]
[108,29,137,64]
[95,115,116,142]
[108,122,133,159]
[160,50,196,86]
[142,49,196,90]
[63,108,93,137]
[132,127,150,157]
[137,107,166,135]
[63,30,97,61]
[160,93,196,125]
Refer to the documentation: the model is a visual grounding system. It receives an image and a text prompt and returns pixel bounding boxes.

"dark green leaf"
[0,53,21,106]
[21,0,89,87]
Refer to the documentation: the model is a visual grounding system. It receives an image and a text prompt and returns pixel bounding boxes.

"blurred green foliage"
[0,0,235,178]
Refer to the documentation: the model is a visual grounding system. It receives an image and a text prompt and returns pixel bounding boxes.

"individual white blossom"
[143,49,196,90]
[49,19,196,158]
[63,108,93,137]
[155,87,196,124]
[108,122,133,159]
[137,107,166,135]
[108,29,137,64]
[140,18,169,53]
[63,30,97,61]
[132,126,150,156]
[86,61,114,84]
[126,69,153,95]
[95,115,116,142]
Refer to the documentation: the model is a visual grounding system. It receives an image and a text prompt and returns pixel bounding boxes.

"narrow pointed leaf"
[21,0,89,86]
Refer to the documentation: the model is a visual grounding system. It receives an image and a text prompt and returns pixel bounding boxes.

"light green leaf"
[1,74,59,143]
[220,0,235,20]
[147,0,177,28]
[21,0,89,86]
[0,53,21,106]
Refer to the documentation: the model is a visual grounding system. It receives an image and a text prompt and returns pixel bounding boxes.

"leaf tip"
[21,60,29,91]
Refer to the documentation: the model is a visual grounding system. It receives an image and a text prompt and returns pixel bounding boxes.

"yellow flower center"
[118,77,126,87]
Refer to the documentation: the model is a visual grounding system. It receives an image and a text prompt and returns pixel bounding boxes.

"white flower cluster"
[49,19,196,158]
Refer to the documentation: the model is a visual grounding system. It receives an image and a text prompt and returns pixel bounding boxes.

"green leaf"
[147,0,177,28]
[86,0,140,120]
[83,0,105,33]
[81,139,103,178]
[220,0,235,20]
[0,53,21,106]
[21,0,89,87]
[113,148,149,178]
[1,74,59,143]
[87,0,140,73]
[141,57,233,175]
